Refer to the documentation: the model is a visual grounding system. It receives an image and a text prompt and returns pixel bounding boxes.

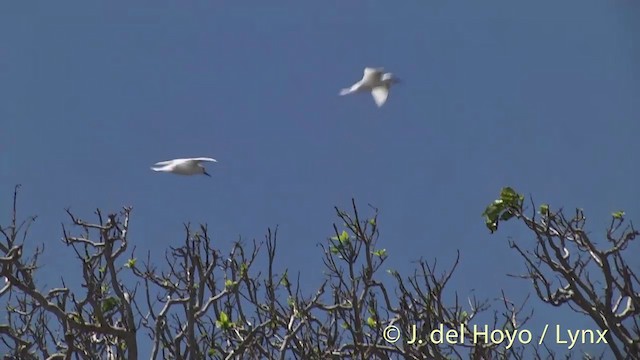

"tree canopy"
[1,185,639,359]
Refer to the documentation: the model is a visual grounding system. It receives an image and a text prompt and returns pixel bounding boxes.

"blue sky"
[1,1,638,357]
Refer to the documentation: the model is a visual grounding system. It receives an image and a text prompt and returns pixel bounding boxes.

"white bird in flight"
[339,67,401,107]
[151,157,217,177]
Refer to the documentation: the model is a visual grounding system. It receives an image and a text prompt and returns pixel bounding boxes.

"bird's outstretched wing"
[362,67,383,83]
[371,86,389,107]
[339,88,353,96]
[152,160,175,166]
[190,157,218,163]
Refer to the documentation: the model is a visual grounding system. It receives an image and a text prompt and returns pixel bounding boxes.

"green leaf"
[482,208,499,233]
[366,316,377,328]
[483,187,524,234]
[101,297,119,313]
[539,204,549,215]
[500,187,523,206]
[338,230,350,243]
[215,311,231,329]
[368,218,376,226]
[612,211,625,219]
[485,203,503,215]
[373,249,387,257]
[482,203,503,233]
[124,258,136,269]
[208,348,216,356]
[225,279,234,289]
[329,246,340,254]
[499,211,515,221]
[280,273,290,287]
[341,322,349,329]
[219,311,228,322]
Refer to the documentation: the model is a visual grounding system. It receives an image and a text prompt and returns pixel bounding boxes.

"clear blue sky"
[1,1,638,357]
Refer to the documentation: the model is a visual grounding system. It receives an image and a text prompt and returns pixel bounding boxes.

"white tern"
[339,67,401,107]
[151,157,217,177]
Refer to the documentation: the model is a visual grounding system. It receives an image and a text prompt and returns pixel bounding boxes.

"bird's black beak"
[203,171,212,177]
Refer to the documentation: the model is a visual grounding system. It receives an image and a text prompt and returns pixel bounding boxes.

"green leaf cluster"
[215,311,233,330]
[329,230,351,254]
[482,187,524,233]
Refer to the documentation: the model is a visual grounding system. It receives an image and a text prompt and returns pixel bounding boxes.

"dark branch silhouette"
[2,185,634,359]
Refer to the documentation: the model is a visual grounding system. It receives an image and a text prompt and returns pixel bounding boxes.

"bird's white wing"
[364,67,383,75]
[190,157,218,163]
[362,67,383,82]
[339,87,353,96]
[152,160,176,166]
[371,86,389,107]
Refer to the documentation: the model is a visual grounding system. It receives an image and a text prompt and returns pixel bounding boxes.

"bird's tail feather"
[339,88,352,96]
